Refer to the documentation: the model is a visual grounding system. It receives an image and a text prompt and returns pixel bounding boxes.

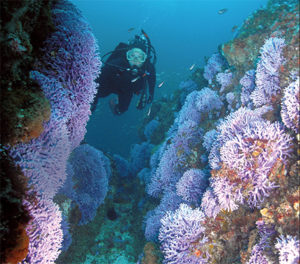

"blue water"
[73,0,269,158]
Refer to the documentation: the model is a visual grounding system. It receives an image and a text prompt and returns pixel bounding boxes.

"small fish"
[218,8,228,14]
[231,25,238,32]
[131,76,140,83]
[147,106,152,116]
[128,27,135,32]
[189,63,195,71]
[158,81,165,88]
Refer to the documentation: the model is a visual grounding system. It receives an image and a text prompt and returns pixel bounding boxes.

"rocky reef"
[0,0,298,263]
[140,0,299,263]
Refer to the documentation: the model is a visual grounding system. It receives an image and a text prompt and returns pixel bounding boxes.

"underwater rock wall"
[0,0,101,262]
[0,0,299,263]
[142,0,299,263]
[0,0,54,146]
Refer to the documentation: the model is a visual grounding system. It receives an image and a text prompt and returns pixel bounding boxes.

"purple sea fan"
[179,79,198,92]
[144,209,164,242]
[208,106,271,170]
[30,71,75,123]
[240,69,256,107]
[219,120,293,207]
[226,92,235,106]
[195,87,223,118]
[250,37,286,106]
[176,91,201,125]
[144,119,160,141]
[176,169,208,204]
[200,188,221,218]
[144,191,182,242]
[203,129,218,153]
[147,143,183,197]
[208,106,292,208]
[129,142,153,175]
[220,120,291,172]
[21,198,63,264]
[37,1,101,150]
[246,245,272,264]
[174,120,203,154]
[208,141,223,170]
[211,177,243,212]
[147,120,203,197]
[63,144,110,225]
[216,71,233,93]
[113,154,131,178]
[281,77,299,133]
[215,106,272,145]
[203,53,225,82]
[275,235,300,264]
[179,79,198,104]
[159,203,209,264]
[146,143,167,196]
[10,120,70,199]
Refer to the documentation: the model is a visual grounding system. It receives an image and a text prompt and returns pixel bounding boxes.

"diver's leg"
[115,92,133,114]
[91,84,113,112]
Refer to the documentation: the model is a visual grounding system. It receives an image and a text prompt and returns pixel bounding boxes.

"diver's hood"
[128,34,148,53]
[129,41,147,53]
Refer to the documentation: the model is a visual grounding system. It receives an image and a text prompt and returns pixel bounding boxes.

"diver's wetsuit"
[91,49,156,114]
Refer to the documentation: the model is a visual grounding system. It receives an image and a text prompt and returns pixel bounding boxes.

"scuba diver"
[91,30,156,115]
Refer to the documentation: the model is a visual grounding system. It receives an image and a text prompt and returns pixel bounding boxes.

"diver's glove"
[147,95,153,104]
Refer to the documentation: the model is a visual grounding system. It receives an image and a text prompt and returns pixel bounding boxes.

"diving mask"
[126,48,147,64]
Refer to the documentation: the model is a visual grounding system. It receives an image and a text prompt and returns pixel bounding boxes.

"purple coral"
[147,142,183,197]
[61,216,72,252]
[208,106,292,208]
[144,191,182,242]
[246,220,275,264]
[10,120,70,199]
[159,203,208,264]
[208,107,269,170]
[174,120,203,153]
[144,209,164,242]
[211,177,243,212]
[30,71,74,123]
[129,142,153,175]
[220,120,293,207]
[179,79,198,103]
[10,0,100,200]
[195,87,223,118]
[137,168,151,185]
[36,1,101,149]
[275,235,300,264]
[147,120,203,197]
[176,87,223,126]
[246,245,271,264]
[62,144,110,225]
[179,79,198,92]
[200,188,221,218]
[216,71,233,93]
[144,119,160,141]
[281,77,299,133]
[226,92,235,106]
[176,91,202,125]
[240,69,256,107]
[113,154,131,178]
[22,198,63,263]
[176,169,208,204]
[203,53,225,82]
[250,37,286,106]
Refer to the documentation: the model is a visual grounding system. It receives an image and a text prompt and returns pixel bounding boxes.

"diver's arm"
[147,63,156,101]
[90,64,116,112]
